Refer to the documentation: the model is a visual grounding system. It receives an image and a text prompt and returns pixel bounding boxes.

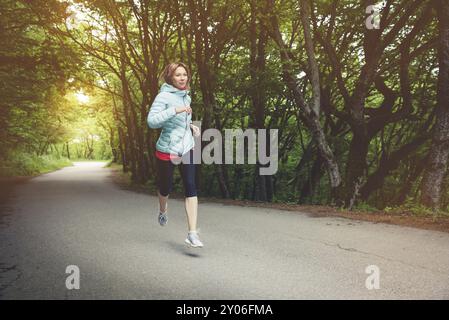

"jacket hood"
[160,82,189,96]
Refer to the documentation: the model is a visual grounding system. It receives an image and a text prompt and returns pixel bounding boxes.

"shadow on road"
[0,177,32,227]
[166,240,203,258]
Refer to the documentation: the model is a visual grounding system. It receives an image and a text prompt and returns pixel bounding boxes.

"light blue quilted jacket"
[147,83,194,157]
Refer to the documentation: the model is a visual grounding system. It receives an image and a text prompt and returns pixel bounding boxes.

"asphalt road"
[1,161,448,299]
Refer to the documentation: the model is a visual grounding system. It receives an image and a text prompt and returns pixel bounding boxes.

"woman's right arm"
[147,94,187,129]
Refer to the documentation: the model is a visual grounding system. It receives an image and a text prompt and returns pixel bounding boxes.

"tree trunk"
[392,156,426,206]
[119,51,137,180]
[299,152,324,203]
[250,0,271,202]
[232,166,243,199]
[342,130,370,208]
[420,0,449,208]
[66,142,70,159]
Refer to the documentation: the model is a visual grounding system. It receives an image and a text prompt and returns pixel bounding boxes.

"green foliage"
[352,201,380,213]
[0,0,80,158]
[0,150,72,177]
[384,198,449,218]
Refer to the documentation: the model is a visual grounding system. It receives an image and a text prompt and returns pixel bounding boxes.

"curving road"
[1,161,449,299]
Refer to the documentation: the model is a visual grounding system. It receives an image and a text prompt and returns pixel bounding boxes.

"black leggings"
[156,149,197,198]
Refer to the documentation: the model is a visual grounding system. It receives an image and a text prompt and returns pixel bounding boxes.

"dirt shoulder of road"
[107,164,449,234]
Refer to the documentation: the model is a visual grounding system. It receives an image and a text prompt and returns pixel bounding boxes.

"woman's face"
[172,66,188,89]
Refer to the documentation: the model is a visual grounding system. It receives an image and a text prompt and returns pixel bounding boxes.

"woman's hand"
[175,106,192,114]
[190,124,201,137]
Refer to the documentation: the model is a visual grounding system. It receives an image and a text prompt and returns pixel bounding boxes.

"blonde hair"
[158,62,191,89]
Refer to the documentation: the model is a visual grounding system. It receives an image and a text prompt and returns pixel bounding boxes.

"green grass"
[384,203,449,218]
[0,151,73,177]
[352,201,380,213]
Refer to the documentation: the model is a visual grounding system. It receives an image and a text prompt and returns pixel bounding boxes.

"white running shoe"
[185,231,204,248]
[158,212,168,226]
